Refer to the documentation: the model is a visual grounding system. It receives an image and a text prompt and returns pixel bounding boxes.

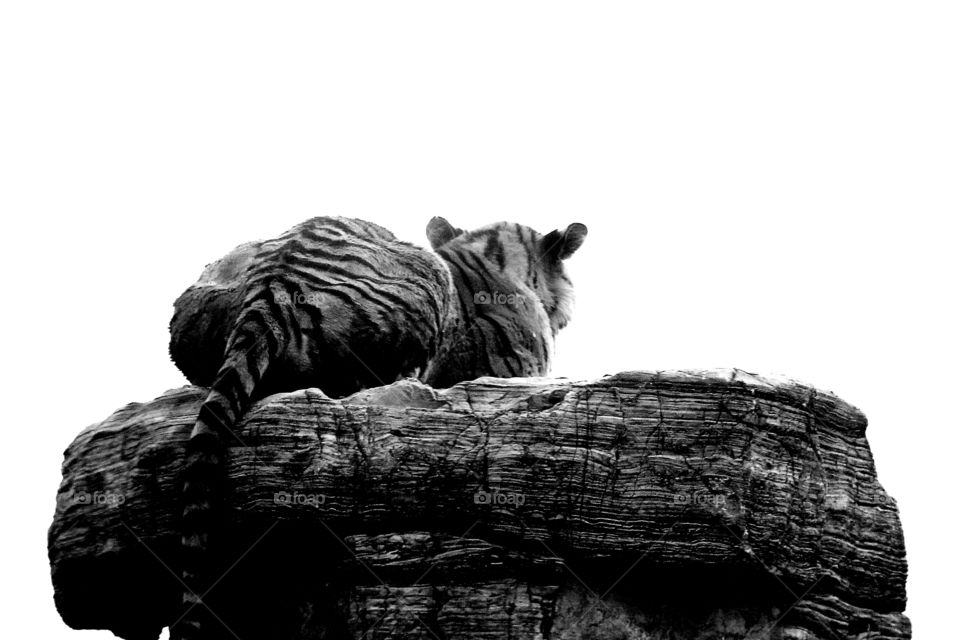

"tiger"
[168,215,587,639]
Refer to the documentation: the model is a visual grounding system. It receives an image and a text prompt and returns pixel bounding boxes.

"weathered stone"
[49,370,910,639]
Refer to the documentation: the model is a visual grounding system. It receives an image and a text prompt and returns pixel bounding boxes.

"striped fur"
[170,215,586,639]
[422,217,587,387]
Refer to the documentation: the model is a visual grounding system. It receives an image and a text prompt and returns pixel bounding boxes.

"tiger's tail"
[172,301,286,640]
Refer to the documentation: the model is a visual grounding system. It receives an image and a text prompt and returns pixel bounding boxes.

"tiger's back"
[210,216,455,398]
[268,218,452,397]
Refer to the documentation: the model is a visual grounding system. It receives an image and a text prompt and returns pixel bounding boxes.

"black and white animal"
[169,215,586,639]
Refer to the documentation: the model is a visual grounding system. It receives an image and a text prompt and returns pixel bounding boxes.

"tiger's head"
[427,217,587,335]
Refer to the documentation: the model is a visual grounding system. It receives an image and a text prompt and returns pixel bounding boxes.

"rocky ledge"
[49,369,909,639]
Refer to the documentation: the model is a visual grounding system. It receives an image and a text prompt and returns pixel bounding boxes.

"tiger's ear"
[540,223,588,260]
[426,217,464,249]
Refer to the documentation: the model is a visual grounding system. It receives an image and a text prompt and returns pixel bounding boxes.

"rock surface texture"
[49,370,910,639]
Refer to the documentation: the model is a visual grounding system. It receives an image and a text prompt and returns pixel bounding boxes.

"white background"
[2,2,956,638]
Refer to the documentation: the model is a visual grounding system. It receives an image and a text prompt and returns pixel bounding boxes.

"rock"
[48,370,910,639]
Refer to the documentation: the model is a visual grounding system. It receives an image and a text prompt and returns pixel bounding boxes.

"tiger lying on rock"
[168,215,587,639]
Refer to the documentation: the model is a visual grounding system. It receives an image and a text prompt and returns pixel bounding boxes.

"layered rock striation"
[49,370,909,639]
